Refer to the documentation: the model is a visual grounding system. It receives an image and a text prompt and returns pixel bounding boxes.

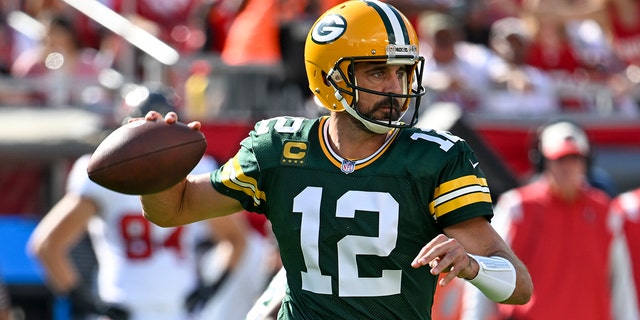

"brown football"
[87,119,207,194]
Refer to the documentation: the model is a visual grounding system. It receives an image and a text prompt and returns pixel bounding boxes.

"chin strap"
[336,90,392,134]
[466,254,517,302]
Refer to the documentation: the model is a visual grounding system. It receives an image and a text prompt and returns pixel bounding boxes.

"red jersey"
[609,188,640,302]
[493,178,613,320]
[607,1,640,65]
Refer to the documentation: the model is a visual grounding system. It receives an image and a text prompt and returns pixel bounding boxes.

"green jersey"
[211,116,493,320]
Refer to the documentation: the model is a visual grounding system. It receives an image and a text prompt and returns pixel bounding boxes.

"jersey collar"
[318,116,399,173]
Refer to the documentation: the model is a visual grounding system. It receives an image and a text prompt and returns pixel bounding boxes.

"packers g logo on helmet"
[311,14,347,44]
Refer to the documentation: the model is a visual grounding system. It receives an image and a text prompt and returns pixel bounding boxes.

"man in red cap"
[462,120,638,320]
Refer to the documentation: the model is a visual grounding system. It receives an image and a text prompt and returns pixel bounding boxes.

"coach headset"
[528,119,617,196]
[528,119,593,173]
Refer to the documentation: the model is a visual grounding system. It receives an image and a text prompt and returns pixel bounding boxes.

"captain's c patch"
[282,141,308,166]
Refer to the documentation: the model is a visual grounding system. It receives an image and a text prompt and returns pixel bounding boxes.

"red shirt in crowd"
[494,178,613,320]
[609,188,640,304]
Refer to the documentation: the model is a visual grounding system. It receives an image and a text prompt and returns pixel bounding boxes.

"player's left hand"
[411,234,478,286]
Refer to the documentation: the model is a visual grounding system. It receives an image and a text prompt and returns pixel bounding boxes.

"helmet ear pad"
[321,71,331,87]
[322,61,357,111]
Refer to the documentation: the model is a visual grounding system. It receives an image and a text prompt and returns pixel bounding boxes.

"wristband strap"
[466,254,516,302]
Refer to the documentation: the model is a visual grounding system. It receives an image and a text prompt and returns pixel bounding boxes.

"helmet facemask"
[327,55,426,134]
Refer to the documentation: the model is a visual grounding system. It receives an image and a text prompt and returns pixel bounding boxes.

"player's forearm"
[141,174,243,227]
[31,246,80,294]
[500,255,533,305]
[464,251,532,305]
[44,260,81,294]
[141,178,189,227]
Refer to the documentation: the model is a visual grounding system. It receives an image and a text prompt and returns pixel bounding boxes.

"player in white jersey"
[28,154,250,320]
[29,84,276,320]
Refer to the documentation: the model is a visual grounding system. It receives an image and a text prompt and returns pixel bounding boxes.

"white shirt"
[67,154,217,320]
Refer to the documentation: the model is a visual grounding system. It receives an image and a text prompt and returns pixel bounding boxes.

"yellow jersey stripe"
[431,192,492,218]
[429,175,491,218]
[435,175,488,197]
[220,156,266,205]
[318,117,341,167]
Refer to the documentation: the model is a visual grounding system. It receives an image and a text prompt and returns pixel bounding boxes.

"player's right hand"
[143,110,202,131]
[410,234,478,286]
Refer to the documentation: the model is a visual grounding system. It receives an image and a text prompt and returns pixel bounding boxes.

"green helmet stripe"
[365,0,410,45]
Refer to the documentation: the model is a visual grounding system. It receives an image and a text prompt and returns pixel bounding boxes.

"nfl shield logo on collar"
[341,159,356,174]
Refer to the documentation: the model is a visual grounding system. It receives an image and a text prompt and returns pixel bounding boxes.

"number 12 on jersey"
[294,187,402,297]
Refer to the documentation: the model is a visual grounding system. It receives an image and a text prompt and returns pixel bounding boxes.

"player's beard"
[361,97,402,123]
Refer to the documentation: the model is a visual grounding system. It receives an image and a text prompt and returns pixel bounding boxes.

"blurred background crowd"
[3,0,640,119]
[2,0,640,319]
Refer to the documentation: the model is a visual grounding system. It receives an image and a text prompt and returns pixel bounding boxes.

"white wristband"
[466,254,516,302]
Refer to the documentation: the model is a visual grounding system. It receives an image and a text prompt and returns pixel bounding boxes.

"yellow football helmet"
[305,0,425,134]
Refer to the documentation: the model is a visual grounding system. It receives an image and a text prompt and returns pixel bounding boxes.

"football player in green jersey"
[140,1,533,319]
